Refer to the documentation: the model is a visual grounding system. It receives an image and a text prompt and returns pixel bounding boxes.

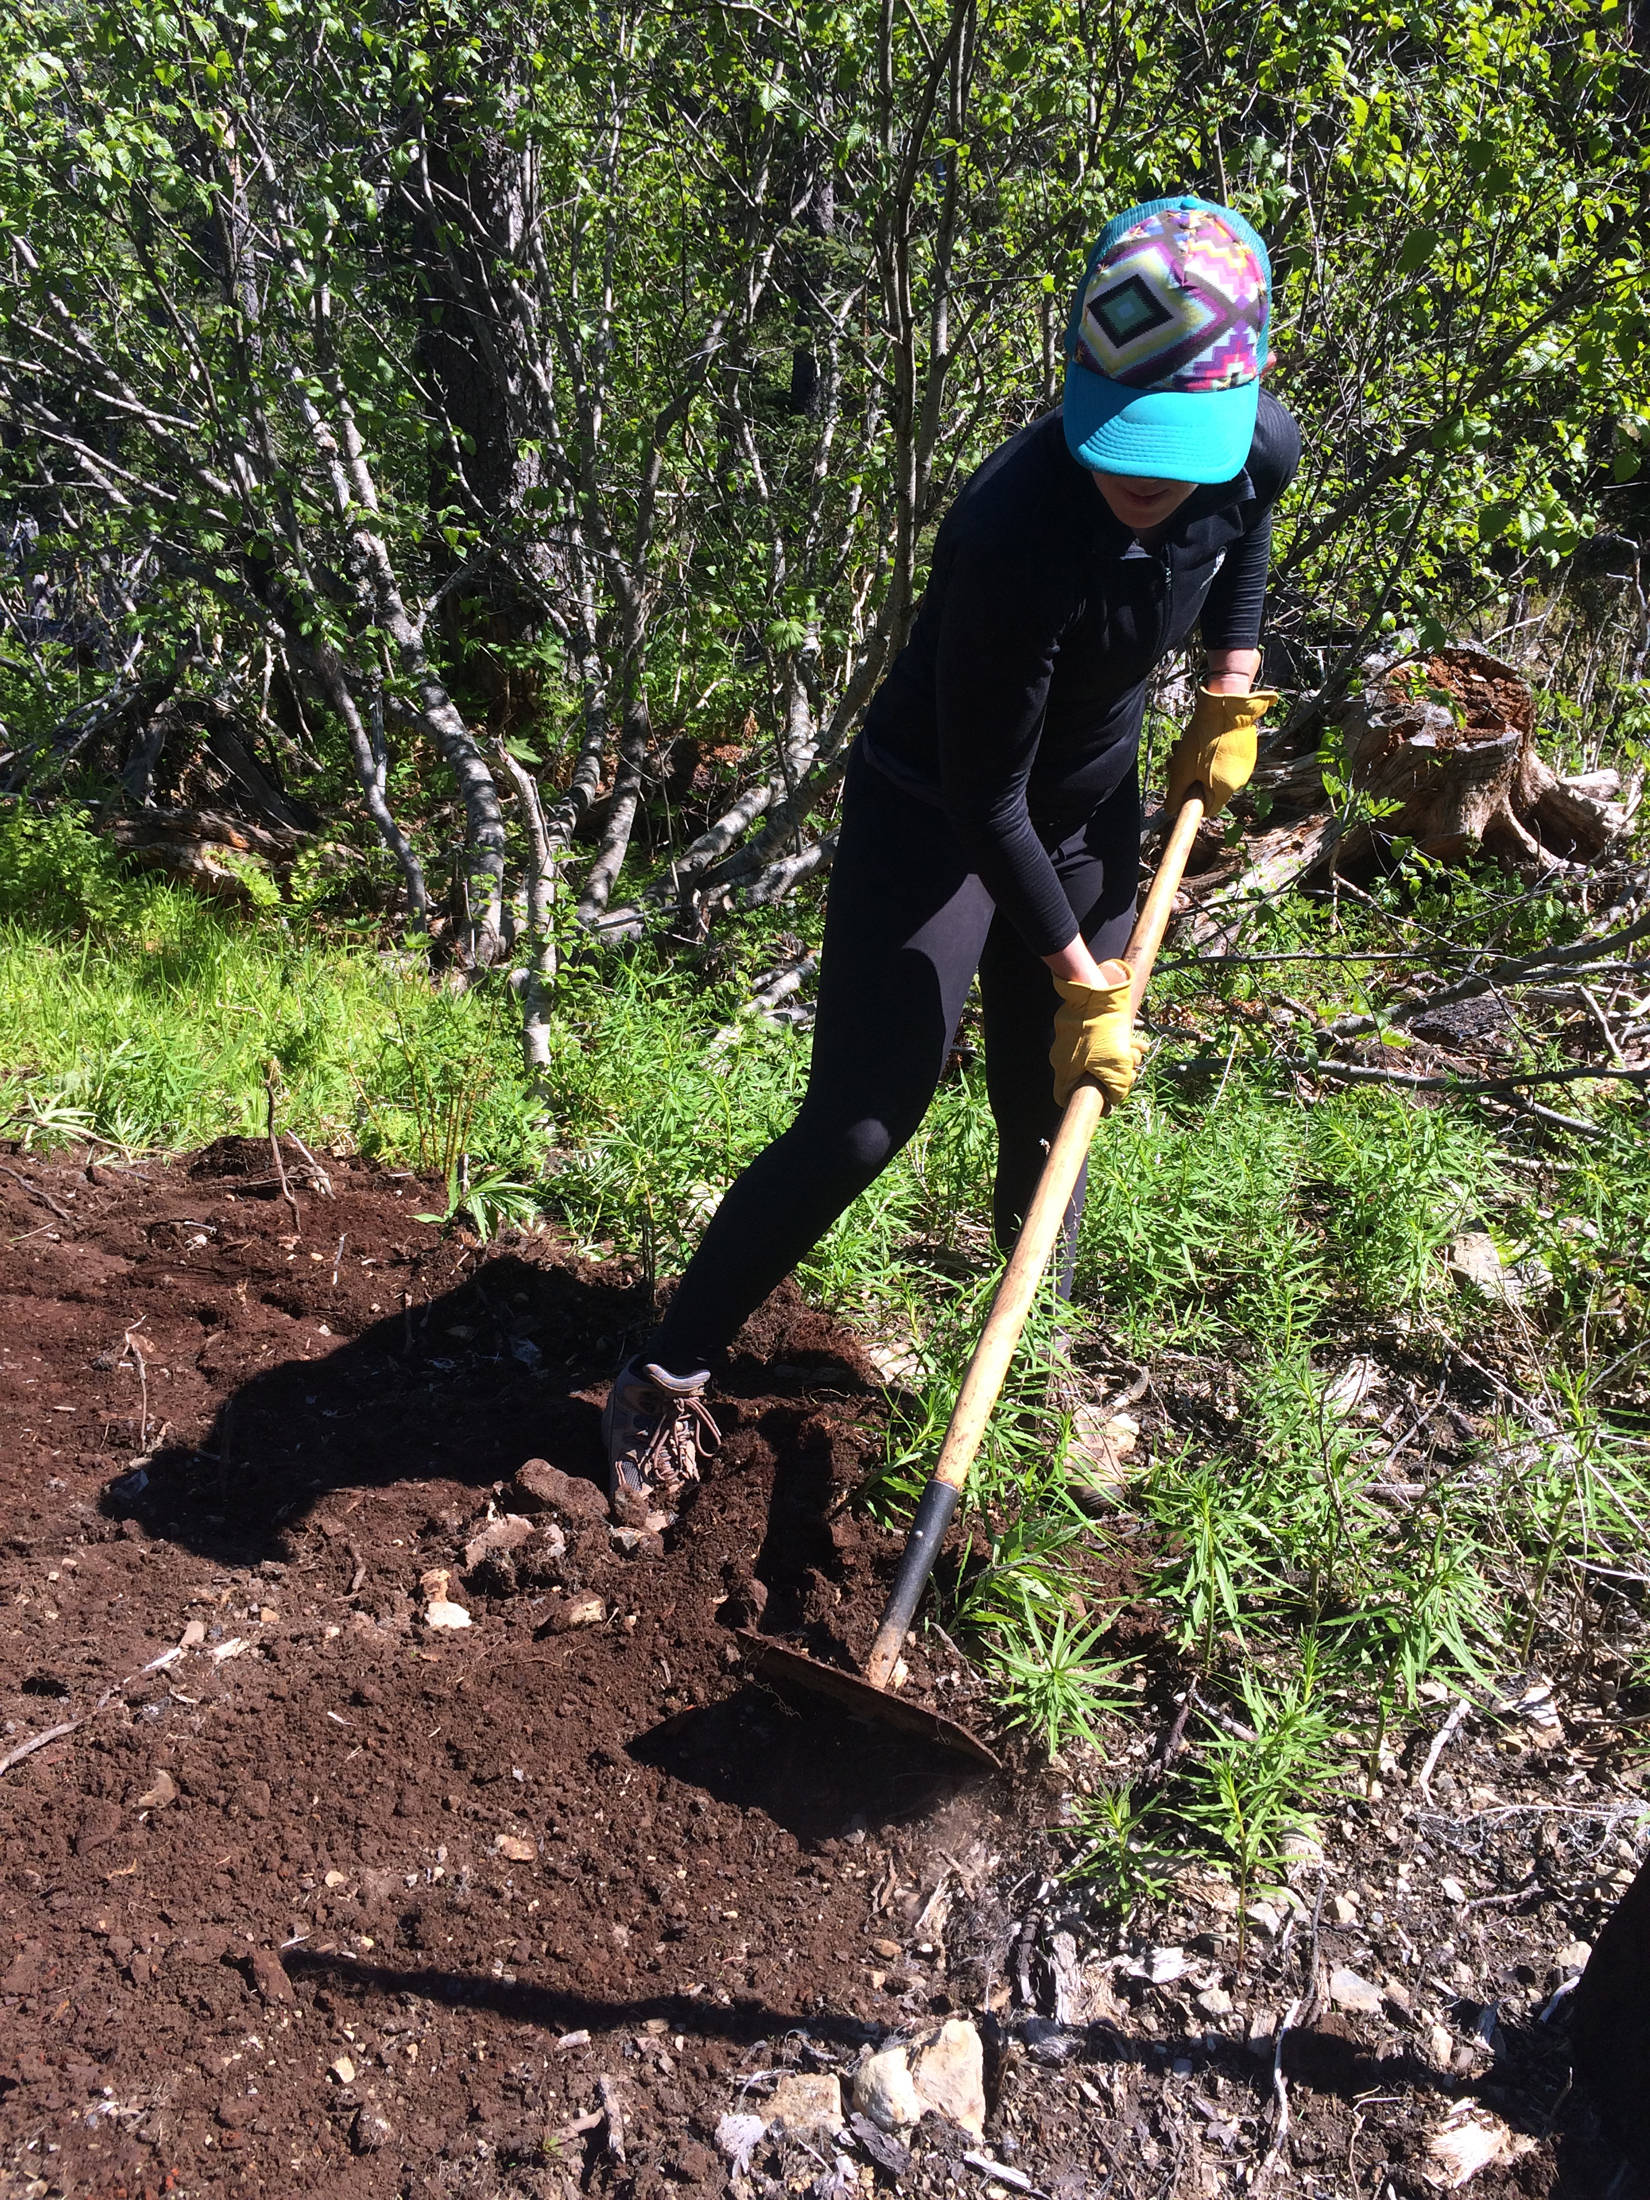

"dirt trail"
[0,1143,1640,2200]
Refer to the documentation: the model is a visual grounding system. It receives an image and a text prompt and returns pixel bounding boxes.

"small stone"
[424,1599,472,1630]
[853,2045,923,2132]
[1448,1232,1522,1305]
[1126,1945,1192,1984]
[1428,2023,1455,2068]
[848,2112,911,2176]
[1551,1940,1591,1976]
[351,2106,392,2153]
[135,1769,177,1811]
[1428,2107,1536,2185]
[542,1593,606,1632]
[495,1835,536,1863]
[909,2018,986,2139]
[1021,2018,1079,2065]
[73,1801,123,1855]
[608,1525,664,1558]
[419,1566,452,1601]
[1331,1893,1359,1926]
[766,2072,843,2138]
[1245,1902,1283,1938]
[464,1514,537,1570]
[249,1948,296,2005]
[323,1869,347,1889]
[1196,1986,1234,2018]
[1329,1967,1384,2018]
[330,2055,356,2084]
[871,1938,902,1961]
[1441,1876,1468,1905]
[180,1620,207,1648]
[513,1459,611,1523]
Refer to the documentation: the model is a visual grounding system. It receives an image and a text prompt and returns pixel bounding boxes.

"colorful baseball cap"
[1063,195,1271,484]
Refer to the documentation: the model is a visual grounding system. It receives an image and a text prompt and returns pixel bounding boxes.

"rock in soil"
[514,1455,611,1521]
[247,1946,296,2005]
[766,2070,844,2139]
[350,2104,392,2153]
[853,2019,986,2139]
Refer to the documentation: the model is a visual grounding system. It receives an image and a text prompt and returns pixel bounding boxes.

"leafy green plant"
[1173,1653,1341,1965]
[982,1605,1135,1760]
[1141,1448,1276,1674]
[1069,1784,1181,1918]
[417,1170,542,1244]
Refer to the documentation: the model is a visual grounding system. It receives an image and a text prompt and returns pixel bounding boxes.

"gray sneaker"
[601,1357,720,1526]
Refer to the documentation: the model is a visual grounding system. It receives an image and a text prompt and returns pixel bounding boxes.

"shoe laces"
[631,1366,720,1492]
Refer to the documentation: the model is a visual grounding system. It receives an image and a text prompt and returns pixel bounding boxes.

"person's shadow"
[105,1251,647,1568]
[102,1244,975,1834]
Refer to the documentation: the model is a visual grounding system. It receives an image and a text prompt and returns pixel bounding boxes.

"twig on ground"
[1152,1682,1201,1776]
[1255,1993,1302,2185]
[1418,1697,1472,1801]
[705,951,819,1059]
[0,1164,74,1222]
[121,1322,151,1452]
[0,1719,80,1777]
[0,1640,189,1780]
[1326,906,1650,1045]
[285,1130,334,1196]
[331,1233,347,1287]
[1480,1093,1609,1141]
[596,2074,626,2163]
[264,1059,302,1235]
[1168,1050,1648,1098]
[963,2153,1046,2196]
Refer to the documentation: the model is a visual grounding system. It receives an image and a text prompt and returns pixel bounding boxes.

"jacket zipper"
[1154,542,1175,657]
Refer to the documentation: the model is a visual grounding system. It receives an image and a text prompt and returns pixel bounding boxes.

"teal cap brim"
[1063,363,1258,484]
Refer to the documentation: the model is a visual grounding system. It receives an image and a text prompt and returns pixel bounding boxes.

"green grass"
[4,799,1649,1920]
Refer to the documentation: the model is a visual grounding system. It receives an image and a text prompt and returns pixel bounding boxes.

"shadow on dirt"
[283,1944,1641,2195]
[628,1687,983,1842]
[104,1253,644,1568]
[285,1945,881,2050]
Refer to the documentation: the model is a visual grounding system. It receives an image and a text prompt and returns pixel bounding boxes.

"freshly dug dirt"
[0,1142,1642,2200]
[0,1141,1009,2197]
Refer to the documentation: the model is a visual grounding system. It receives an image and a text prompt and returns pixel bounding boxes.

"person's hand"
[1050,964,1147,1109]
[1166,685,1279,816]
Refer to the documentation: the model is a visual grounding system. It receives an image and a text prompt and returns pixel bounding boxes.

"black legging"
[649,740,1140,1374]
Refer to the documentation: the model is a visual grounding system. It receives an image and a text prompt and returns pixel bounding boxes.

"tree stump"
[1334,644,1637,869]
[1173,642,1642,944]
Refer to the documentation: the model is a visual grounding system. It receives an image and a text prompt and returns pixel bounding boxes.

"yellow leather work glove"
[1166,686,1279,817]
[1050,964,1148,1110]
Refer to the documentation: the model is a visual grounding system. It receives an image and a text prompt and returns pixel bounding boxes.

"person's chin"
[1115,489,1178,525]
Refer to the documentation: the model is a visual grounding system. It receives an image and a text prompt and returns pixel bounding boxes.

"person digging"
[603,194,1299,1528]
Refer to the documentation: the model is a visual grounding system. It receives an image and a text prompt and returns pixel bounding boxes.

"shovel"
[738,785,1209,1771]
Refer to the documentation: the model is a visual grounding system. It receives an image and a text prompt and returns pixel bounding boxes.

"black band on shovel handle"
[863,1476,960,1689]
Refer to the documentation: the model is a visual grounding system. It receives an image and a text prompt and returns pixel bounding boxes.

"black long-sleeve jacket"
[858,391,1300,954]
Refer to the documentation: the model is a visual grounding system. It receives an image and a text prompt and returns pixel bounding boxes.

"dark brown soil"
[0,1143,1642,2200]
[0,1141,1011,2198]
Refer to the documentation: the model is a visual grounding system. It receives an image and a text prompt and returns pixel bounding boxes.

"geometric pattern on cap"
[1074,206,1265,395]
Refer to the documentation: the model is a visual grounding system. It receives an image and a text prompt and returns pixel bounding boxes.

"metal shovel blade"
[736,1631,1002,1772]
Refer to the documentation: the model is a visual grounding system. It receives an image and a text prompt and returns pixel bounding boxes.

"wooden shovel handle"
[924,786,1205,1498]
